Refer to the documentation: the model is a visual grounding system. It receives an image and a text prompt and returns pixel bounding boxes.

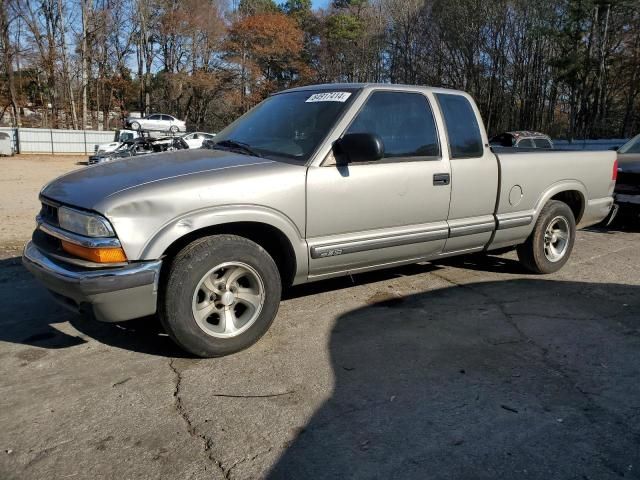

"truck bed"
[488,149,616,250]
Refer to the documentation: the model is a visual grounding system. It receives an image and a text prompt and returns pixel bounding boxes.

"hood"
[42,149,276,210]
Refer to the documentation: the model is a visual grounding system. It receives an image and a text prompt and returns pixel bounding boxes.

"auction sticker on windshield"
[306,92,352,103]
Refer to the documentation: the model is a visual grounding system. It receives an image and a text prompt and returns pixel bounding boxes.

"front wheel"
[517,200,576,274]
[169,125,178,133]
[160,235,282,357]
[130,121,141,130]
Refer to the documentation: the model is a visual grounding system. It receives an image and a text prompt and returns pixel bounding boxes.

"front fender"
[138,204,309,284]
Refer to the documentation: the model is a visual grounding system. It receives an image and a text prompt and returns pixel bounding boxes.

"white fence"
[0,127,116,155]
[0,126,630,155]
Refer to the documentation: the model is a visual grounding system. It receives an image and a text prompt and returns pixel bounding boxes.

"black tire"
[517,200,576,274]
[160,234,281,357]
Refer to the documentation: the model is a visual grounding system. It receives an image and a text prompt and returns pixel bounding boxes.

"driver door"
[305,90,452,279]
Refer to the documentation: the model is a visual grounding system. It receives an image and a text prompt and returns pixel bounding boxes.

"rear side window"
[346,91,439,159]
[534,138,552,149]
[436,94,484,158]
[162,115,173,121]
[518,138,535,148]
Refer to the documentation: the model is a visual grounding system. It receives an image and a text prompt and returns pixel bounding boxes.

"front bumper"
[22,241,162,322]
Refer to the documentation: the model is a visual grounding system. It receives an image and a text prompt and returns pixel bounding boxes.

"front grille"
[40,200,59,226]
[33,227,62,253]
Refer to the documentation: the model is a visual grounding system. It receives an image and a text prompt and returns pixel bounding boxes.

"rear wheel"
[131,121,141,130]
[160,235,281,357]
[169,125,178,134]
[517,200,576,274]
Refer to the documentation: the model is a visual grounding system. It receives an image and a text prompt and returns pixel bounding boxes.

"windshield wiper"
[213,139,262,158]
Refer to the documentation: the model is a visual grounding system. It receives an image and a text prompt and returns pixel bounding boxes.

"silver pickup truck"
[23,84,617,357]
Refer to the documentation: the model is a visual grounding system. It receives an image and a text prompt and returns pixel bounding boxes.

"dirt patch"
[0,155,83,249]
[15,348,48,363]
[366,290,406,307]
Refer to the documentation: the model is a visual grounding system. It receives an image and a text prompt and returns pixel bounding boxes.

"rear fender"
[532,180,587,226]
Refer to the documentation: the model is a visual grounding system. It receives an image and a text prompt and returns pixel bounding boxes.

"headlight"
[58,207,115,237]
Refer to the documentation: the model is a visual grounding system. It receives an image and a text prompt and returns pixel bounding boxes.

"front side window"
[436,93,484,158]
[346,91,439,159]
[214,89,356,162]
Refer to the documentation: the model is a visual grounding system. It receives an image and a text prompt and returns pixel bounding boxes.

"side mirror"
[333,133,384,164]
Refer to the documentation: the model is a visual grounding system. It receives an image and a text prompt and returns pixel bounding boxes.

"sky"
[312,0,331,9]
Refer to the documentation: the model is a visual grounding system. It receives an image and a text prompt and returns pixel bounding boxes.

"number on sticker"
[306,92,352,103]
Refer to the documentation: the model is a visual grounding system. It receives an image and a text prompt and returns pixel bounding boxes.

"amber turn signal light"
[61,240,128,263]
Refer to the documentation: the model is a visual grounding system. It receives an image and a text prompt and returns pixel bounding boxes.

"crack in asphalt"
[209,392,293,398]
[168,359,282,479]
[168,358,228,479]
[225,447,274,478]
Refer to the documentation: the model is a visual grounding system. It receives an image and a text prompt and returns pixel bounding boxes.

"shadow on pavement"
[585,211,640,234]
[3,250,640,477]
[432,252,528,275]
[284,262,442,300]
[268,278,640,480]
[0,256,187,357]
[0,256,440,357]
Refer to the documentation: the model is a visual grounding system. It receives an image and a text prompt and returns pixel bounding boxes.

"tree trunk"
[81,0,89,129]
[0,0,21,126]
[57,0,78,129]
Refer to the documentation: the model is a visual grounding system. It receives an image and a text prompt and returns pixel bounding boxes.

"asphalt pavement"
[1,225,639,480]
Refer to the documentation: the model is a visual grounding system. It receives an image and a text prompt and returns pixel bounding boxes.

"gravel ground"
[0,156,639,480]
[0,155,83,252]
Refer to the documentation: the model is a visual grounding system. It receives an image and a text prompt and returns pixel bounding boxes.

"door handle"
[433,173,450,186]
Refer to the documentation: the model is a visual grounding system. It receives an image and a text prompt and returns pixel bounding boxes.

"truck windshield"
[213,89,357,162]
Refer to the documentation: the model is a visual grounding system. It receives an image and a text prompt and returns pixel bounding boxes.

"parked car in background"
[181,132,216,149]
[24,83,616,357]
[94,129,140,154]
[490,131,554,149]
[88,133,188,165]
[610,133,640,220]
[126,114,186,133]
